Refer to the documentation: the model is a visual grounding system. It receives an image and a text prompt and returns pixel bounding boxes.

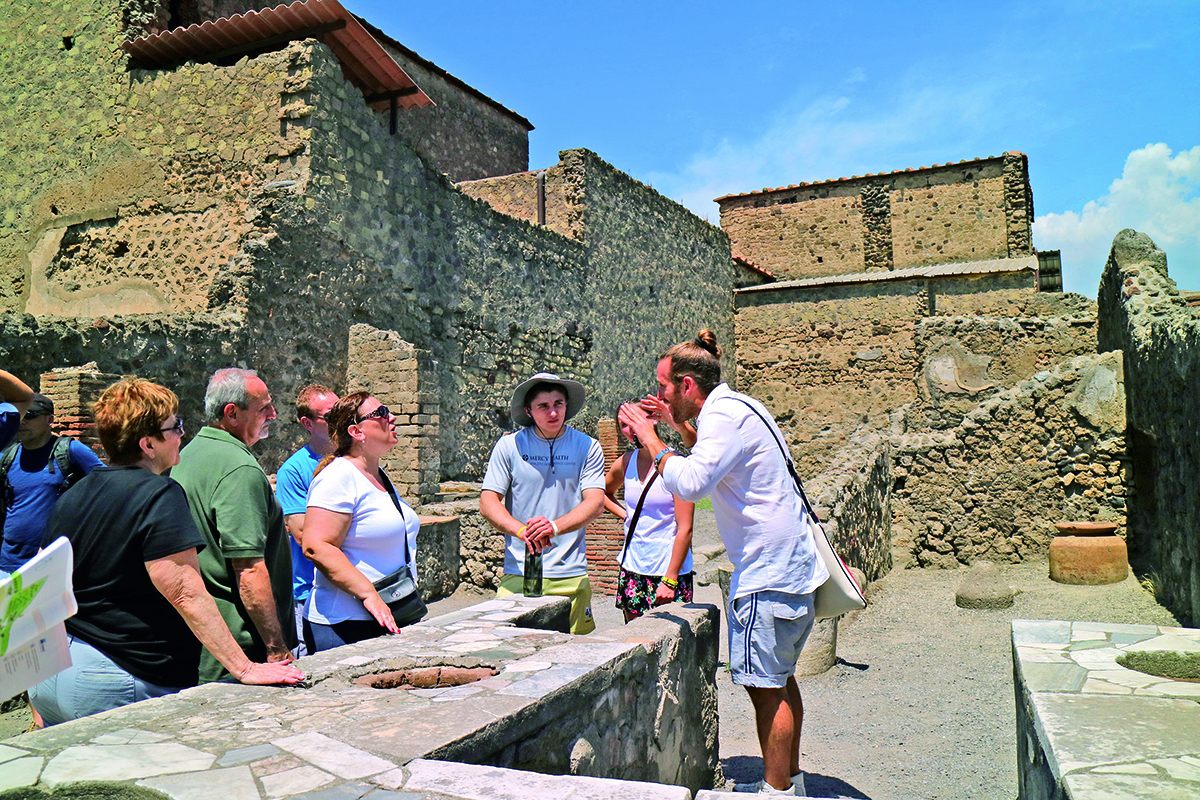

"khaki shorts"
[497,573,596,635]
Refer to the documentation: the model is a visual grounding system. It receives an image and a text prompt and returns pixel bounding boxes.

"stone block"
[955,561,1015,609]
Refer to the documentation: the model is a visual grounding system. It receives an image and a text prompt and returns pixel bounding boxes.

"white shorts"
[728,590,815,688]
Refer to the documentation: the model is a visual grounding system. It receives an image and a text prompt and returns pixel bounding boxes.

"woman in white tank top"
[603,411,695,623]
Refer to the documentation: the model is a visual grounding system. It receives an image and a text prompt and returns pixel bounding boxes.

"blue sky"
[345,1,1199,296]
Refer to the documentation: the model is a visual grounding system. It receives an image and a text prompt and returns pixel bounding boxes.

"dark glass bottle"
[523,544,543,597]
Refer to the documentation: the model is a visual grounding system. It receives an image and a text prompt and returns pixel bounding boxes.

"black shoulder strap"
[50,437,73,482]
[377,468,413,567]
[726,396,820,522]
[618,451,660,567]
[0,443,17,526]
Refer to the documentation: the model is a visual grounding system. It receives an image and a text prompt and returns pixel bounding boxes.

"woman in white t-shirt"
[603,405,695,623]
[301,392,420,653]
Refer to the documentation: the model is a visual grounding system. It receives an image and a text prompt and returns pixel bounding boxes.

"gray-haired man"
[173,368,295,682]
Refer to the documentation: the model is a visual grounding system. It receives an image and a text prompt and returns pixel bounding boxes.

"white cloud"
[647,73,1023,224]
[1034,143,1200,295]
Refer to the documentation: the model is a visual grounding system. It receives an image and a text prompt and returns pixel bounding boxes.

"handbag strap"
[377,468,412,568]
[619,451,660,568]
[726,396,820,523]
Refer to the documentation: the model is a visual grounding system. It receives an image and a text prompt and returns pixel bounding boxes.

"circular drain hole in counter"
[354,665,498,690]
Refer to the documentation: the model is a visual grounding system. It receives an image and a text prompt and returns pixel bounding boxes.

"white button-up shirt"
[661,383,828,601]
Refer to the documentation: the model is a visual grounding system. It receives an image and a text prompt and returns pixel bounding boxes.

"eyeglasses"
[23,410,47,420]
[160,417,185,436]
[355,405,391,424]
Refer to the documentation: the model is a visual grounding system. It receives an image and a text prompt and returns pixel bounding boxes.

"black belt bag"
[374,469,427,628]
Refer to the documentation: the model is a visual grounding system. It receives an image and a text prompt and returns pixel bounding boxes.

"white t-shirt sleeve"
[306,460,358,514]
[662,408,745,502]
[481,435,514,495]
[580,438,606,491]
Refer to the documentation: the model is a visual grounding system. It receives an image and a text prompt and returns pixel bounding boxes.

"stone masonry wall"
[734,270,1046,474]
[1097,230,1200,624]
[0,2,301,314]
[369,28,532,183]
[457,164,582,241]
[805,427,893,581]
[345,324,442,503]
[891,351,1128,568]
[735,280,926,476]
[910,298,1097,429]
[717,153,1033,280]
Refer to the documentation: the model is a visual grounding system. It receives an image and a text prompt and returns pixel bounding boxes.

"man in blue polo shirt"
[0,369,34,451]
[275,384,339,656]
[1,394,104,574]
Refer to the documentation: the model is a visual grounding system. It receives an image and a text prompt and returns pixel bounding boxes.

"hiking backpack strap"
[49,436,85,492]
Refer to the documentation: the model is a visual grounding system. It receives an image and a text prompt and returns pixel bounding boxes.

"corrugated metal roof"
[123,0,433,112]
[735,255,1038,295]
[715,152,1023,204]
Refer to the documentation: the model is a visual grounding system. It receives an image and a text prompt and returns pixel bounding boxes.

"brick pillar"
[586,417,625,595]
[345,324,441,503]
[39,363,120,458]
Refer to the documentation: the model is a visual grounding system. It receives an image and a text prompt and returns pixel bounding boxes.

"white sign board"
[0,537,76,698]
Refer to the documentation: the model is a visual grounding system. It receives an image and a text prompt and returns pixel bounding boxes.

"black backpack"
[0,437,84,530]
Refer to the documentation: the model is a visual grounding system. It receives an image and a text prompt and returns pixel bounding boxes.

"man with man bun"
[619,330,828,796]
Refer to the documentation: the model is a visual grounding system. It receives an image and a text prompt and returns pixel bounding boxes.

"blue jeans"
[29,636,182,726]
[303,617,387,654]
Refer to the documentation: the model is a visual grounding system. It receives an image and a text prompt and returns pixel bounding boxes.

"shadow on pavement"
[722,755,873,798]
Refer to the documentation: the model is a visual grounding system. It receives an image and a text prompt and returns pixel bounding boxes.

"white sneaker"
[732,779,794,794]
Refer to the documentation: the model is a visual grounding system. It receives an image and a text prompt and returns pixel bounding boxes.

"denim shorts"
[728,590,815,688]
[29,636,182,727]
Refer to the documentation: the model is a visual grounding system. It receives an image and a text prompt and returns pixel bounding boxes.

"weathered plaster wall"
[718,153,1033,280]
[806,427,893,581]
[910,299,1097,429]
[735,280,924,476]
[1097,230,1200,624]
[0,1,301,314]
[891,351,1128,568]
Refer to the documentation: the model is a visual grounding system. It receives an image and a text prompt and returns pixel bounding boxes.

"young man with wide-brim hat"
[479,372,605,634]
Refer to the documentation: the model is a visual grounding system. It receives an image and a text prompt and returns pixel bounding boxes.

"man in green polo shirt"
[173,368,295,682]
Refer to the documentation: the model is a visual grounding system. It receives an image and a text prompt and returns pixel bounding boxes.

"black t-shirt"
[43,466,207,687]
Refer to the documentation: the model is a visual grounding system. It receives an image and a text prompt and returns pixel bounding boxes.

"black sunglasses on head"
[356,405,391,423]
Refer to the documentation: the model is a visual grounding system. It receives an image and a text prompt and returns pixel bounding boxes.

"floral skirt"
[615,567,694,619]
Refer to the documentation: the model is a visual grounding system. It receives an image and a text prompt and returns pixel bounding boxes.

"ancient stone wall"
[735,280,926,476]
[717,153,1033,280]
[1097,230,1200,624]
[734,268,1057,474]
[891,351,1128,568]
[368,28,532,183]
[572,145,735,420]
[805,427,893,581]
[910,299,1097,429]
[457,164,582,241]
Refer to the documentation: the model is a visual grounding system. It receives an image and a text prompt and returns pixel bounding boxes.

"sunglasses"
[159,417,185,436]
[23,409,48,420]
[355,405,391,424]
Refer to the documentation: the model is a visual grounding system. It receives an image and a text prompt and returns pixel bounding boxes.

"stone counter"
[1012,619,1200,799]
[1,597,719,798]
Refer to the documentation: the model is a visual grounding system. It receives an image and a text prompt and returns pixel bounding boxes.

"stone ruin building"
[2,1,1198,798]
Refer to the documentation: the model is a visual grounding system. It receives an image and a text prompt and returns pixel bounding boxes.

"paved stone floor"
[1014,619,1200,799]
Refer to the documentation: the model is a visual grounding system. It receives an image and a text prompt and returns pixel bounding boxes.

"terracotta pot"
[1049,535,1128,585]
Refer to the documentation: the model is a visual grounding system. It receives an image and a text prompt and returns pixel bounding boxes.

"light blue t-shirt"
[275,445,321,602]
[482,426,606,578]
